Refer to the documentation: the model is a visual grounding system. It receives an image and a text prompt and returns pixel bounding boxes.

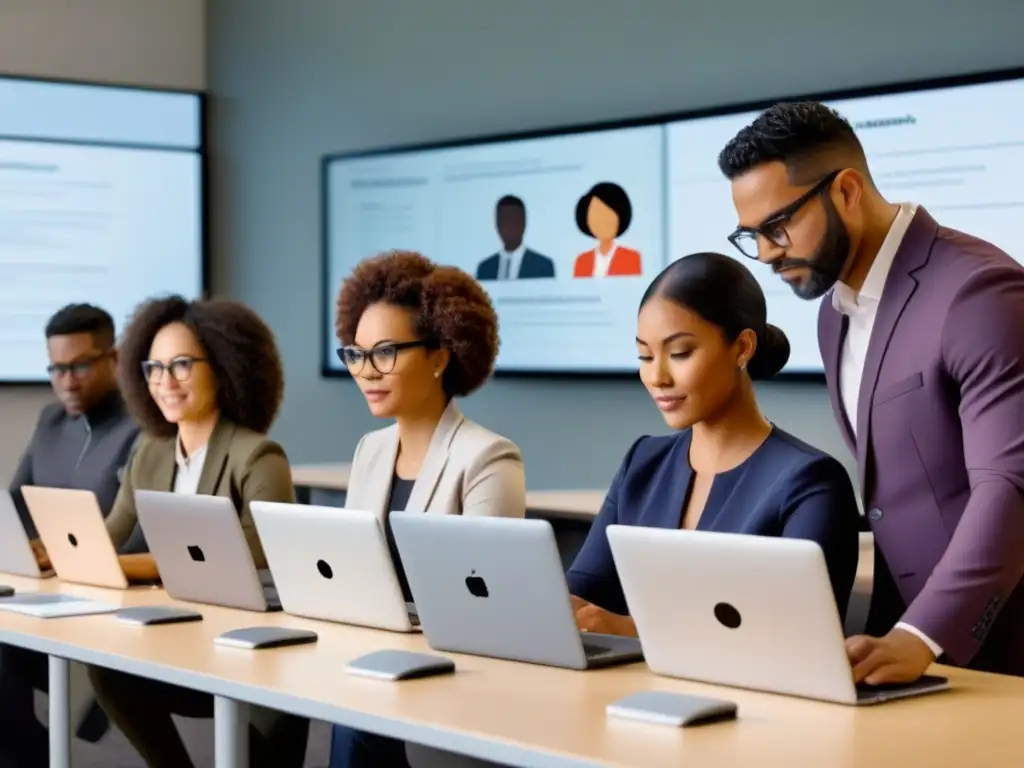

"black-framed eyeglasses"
[141,356,206,384]
[46,352,110,379]
[727,170,841,260]
[336,340,432,376]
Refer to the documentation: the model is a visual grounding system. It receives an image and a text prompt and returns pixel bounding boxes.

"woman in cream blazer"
[345,398,525,520]
[331,250,526,768]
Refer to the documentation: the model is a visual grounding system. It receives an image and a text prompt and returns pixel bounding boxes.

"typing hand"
[29,539,50,571]
[846,628,935,685]
[570,595,636,637]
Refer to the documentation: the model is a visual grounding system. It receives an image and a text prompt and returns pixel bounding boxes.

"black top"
[385,474,416,602]
[566,427,861,620]
[8,391,140,541]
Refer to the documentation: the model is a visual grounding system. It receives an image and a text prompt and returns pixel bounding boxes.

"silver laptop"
[0,491,54,578]
[390,514,642,669]
[133,490,279,612]
[251,502,419,632]
[607,525,950,705]
[21,486,127,589]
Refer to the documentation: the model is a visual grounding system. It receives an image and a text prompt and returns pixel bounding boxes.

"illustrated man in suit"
[476,195,555,280]
[719,101,1024,683]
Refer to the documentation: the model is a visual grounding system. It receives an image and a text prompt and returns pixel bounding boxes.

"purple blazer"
[818,208,1024,675]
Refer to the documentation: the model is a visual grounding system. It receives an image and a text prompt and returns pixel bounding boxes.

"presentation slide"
[0,77,203,383]
[325,125,665,372]
[667,76,1024,373]
[324,71,1023,376]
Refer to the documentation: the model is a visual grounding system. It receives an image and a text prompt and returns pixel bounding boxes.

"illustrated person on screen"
[719,101,1024,684]
[476,195,555,280]
[573,182,642,278]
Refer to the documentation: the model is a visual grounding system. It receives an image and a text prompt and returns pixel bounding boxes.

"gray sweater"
[9,391,140,540]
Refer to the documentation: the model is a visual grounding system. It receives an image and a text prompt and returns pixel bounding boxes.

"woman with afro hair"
[87,295,309,768]
[330,250,526,768]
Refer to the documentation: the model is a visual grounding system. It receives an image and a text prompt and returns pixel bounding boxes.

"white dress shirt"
[592,242,618,278]
[500,244,525,280]
[172,437,208,495]
[830,202,942,658]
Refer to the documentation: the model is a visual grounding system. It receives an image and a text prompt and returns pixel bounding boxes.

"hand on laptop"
[570,595,637,637]
[29,539,50,571]
[846,628,935,685]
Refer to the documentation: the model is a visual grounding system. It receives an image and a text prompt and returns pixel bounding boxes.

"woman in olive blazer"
[87,295,307,768]
[106,417,291,572]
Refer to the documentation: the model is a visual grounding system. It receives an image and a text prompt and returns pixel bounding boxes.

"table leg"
[48,655,71,768]
[214,695,249,768]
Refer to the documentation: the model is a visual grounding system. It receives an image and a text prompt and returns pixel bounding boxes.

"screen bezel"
[320,65,1024,381]
[0,72,209,386]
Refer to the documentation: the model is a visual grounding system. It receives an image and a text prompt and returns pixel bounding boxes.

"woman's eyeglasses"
[141,356,206,384]
[336,340,431,375]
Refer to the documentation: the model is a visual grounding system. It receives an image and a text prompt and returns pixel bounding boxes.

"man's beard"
[774,199,851,300]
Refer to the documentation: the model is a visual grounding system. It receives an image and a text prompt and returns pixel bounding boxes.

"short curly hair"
[117,295,285,438]
[718,101,867,185]
[335,251,499,398]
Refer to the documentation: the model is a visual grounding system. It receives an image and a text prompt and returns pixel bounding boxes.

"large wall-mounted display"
[0,75,205,383]
[322,68,1023,376]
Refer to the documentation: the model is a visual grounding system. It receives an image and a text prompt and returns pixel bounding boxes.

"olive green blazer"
[104,419,294,568]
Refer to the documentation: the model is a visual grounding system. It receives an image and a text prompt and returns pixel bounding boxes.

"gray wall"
[0,0,206,483]
[209,0,1018,490]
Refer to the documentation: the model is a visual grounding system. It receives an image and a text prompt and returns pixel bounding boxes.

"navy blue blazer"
[566,427,861,620]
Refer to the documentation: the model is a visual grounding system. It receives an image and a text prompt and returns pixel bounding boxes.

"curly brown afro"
[335,250,499,398]
[117,295,285,439]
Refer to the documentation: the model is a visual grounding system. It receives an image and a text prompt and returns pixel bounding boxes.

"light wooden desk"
[1,574,1023,768]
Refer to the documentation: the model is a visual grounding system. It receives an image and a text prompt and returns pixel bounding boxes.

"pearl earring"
[433,370,441,378]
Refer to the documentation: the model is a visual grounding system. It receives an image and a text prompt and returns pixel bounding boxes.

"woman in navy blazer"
[568,252,861,636]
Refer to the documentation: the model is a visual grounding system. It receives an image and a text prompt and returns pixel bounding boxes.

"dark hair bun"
[747,323,790,380]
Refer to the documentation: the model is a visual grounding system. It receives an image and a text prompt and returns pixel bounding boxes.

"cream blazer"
[345,401,526,521]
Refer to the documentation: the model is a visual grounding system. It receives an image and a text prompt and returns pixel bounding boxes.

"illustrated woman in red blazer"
[573,182,643,278]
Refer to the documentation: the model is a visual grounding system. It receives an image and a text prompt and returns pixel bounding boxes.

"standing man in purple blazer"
[716,101,1024,683]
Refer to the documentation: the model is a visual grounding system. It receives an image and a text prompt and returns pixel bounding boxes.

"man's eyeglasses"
[337,340,432,376]
[47,352,109,379]
[727,170,841,260]
[141,356,206,384]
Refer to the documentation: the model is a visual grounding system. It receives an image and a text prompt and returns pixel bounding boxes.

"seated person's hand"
[29,539,50,571]
[846,628,935,685]
[117,553,161,584]
[571,595,636,637]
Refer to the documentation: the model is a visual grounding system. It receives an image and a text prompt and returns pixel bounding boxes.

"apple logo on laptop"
[187,545,206,563]
[67,533,78,548]
[713,601,742,629]
[465,570,488,598]
[316,559,333,579]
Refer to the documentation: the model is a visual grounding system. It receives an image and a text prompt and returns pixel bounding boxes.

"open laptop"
[607,525,950,705]
[0,491,54,578]
[251,502,419,632]
[390,513,642,669]
[134,490,279,612]
[21,486,128,589]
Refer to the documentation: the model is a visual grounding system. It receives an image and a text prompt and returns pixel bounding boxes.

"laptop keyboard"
[582,640,616,660]
[855,675,945,701]
[0,594,82,606]
[262,584,282,611]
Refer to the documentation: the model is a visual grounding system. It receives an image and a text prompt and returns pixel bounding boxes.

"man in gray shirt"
[1,303,140,766]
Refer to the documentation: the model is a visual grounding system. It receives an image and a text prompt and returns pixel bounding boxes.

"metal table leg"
[48,655,71,768]
[214,695,249,767]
